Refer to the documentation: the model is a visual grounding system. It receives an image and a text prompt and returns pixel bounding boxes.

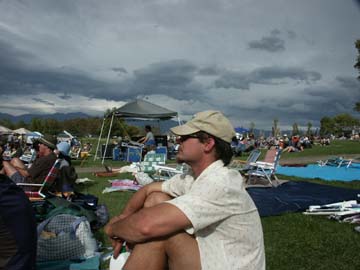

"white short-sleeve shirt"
[162,160,265,270]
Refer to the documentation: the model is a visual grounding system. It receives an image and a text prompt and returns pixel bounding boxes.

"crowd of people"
[230,132,334,156]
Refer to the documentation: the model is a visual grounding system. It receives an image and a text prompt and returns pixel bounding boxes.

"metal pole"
[94,118,106,161]
[102,113,115,164]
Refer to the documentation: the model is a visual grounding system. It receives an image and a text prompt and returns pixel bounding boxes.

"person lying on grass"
[105,110,265,270]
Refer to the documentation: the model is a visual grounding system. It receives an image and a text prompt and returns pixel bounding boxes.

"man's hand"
[104,182,164,258]
[105,214,128,259]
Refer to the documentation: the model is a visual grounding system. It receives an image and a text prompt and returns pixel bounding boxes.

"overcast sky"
[0,0,359,130]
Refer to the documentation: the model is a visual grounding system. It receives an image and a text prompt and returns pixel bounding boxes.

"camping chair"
[228,149,261,173]
[139,153,167,174]
[246,148,282,186]
[153,163,189,181]
[317,156,357,168]
[19,150,37,167]
[17,158,63,200]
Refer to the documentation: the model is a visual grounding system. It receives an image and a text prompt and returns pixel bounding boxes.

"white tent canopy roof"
[0,125,13,134]
[13,127,31,135]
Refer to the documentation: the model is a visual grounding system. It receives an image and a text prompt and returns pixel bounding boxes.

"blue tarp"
[247,181,360,217]
[277,164,360,181]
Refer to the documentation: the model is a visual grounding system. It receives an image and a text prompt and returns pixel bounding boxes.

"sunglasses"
[176,134,201,143]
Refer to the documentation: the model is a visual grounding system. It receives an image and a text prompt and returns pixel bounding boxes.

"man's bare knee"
[144,192,172,208]
[10,158,23,168]
[165,232,201,270]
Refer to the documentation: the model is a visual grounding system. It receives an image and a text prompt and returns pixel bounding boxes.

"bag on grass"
[37,214,98,261]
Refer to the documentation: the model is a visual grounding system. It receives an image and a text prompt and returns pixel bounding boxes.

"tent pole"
[94,117,106,161]
[177,115,181,125]
[102,113,115,164]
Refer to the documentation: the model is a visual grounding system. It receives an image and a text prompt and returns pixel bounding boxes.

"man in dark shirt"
[0,162,37,269]
[2,136,57,185]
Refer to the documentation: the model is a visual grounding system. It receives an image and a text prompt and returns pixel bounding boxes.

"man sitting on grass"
[105,110,265,270]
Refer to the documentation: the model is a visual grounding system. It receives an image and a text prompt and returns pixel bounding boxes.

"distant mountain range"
[0,112,276,135]
[0,112,93,123]
[0,112,180,134]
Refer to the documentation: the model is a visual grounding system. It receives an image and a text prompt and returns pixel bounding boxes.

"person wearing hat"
[105,110,265,270]
[1,135,57,186]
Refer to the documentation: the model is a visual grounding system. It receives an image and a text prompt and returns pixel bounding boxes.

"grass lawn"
[74,139,360,270]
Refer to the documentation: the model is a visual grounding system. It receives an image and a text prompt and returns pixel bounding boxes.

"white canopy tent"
[0,125,13,134]
[94,99,180,163]
[13,127,31,135]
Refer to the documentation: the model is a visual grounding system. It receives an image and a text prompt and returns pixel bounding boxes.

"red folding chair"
[17,158,63,200]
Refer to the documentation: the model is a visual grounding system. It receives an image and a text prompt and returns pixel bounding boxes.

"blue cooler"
[126,146,142,162]
[113,147,120,161]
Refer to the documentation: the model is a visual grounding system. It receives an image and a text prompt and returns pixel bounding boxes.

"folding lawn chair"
[140,153,167,174]
[17,158,63,200]
[19,150,37,167]
[247,148,282,186]
[228,149,261,173]
[153,163,189,181]
[318,156,356,168]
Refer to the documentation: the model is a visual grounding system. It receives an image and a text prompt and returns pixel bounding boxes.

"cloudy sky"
[0,0,359,130]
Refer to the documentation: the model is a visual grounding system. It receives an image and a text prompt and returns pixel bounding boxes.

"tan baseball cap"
[36,136,57,150]
[171,110,235,143]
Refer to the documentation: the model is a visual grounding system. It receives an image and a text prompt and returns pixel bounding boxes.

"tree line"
[0,116,140,138]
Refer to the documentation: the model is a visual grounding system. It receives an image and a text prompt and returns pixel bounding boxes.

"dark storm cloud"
[250,66,321,84]
[32,98,55,106]
[198,66,223,76]
[222,103,320,129]
[0,39,34,68]
[336,76,360,90]
[0,38,107,97]
[112,67,128,75]
[302,77,360,118]
[0,64,106,97]
[214,71,250,89]
[287,30,297,39]
[58,93,72,100]
[248,29,286,52]
[215,66,321,89]
[0,40,204,101]
[127,59,202,99]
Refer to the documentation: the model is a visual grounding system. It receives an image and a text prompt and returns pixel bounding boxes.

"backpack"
[55,160,78,193]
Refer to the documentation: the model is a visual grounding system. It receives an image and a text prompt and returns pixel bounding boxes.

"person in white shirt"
[105,110,265,270]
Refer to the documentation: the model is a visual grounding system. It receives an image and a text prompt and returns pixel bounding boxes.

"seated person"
[105,110,265,269]
[231,136,244,156]
[1,136,57,186]
[10,142,23,158]
[137,125,156,150]
[54,142,78,195]
[0,144,4,159]
[0,159,37,269]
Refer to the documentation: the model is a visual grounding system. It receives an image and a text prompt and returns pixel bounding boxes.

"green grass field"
[74,140,360,270]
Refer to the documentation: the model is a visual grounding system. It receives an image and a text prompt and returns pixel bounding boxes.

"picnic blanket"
[277,164,360,181]
[102,179,142,193]
[247,181,360,217]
